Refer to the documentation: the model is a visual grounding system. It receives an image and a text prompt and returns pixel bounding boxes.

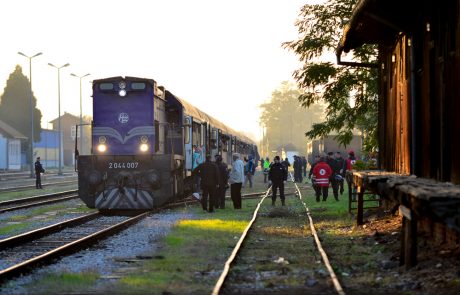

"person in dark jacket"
[293,155,303,183]
[346,150,357,201]
[302,156,307,177]
[335,152,346,195]
[327,152,341,201]
[281,157,290,171]
[35,157,45,189]
[215,154,229,209]
[268,156,288,206]
[193,155,220,212]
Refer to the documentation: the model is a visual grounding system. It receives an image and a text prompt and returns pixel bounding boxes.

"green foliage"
[259,81,324,155]
[352,159,378,171]
[0,65,43,151]
[283,0,379,152]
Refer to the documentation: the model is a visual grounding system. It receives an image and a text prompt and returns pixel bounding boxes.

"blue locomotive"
[76,76,258,210]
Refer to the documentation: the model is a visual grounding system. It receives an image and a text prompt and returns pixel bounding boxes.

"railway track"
[0,195,210,285]
[0,190,78,213]
[212,174,346,295]
[0,211,149,284]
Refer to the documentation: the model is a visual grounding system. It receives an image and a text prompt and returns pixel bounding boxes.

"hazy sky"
[0,0,323,141]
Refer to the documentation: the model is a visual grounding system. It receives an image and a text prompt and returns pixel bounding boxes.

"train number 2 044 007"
[108,162,139,169]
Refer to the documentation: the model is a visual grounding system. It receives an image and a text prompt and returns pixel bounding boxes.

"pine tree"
[0,65,43,146]
[259,81,324,154]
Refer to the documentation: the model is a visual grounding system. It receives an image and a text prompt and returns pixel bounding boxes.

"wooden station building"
[336,0,460,268]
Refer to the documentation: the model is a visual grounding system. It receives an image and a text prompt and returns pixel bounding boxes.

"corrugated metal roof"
[0,119,27,139]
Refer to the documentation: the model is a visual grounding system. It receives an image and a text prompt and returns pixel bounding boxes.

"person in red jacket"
[312,156,332,202]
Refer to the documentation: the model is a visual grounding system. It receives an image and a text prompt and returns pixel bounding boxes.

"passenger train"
[76,76,258,210]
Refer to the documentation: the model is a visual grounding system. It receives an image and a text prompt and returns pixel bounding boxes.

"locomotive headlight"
[97,144,107,152]
[140,136,148,143]
[119,89,127,97]
[98,136,107,144]
[140,143,149,152]
[119,81,126,89]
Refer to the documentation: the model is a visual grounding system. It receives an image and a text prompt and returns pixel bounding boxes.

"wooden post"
[348,179,353,213]
[399,205,417,269]
[405,215,417,269]
[357,186,364,225]
[399,217,406,266]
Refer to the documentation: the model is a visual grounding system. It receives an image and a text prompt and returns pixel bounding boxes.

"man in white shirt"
[229,153,245,209]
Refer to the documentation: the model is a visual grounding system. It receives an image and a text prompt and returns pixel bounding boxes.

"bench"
[346,170,460,269]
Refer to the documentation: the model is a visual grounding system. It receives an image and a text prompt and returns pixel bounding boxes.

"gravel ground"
[0,208,196,294]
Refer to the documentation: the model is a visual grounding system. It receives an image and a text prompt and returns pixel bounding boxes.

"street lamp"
[48,62,70,176]
[70,73,90,154]
[18,51,42,178]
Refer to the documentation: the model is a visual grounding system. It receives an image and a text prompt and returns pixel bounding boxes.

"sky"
[0,0,324,141]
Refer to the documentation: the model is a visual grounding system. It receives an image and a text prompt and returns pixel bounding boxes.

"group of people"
[192,149,359,211]
[192,153,246,212]
[193,153,293,211]
[309,150,356,202]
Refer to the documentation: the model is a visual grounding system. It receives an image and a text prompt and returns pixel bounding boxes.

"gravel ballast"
[0,208,196,294]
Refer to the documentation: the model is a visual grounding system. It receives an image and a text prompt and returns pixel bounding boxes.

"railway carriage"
[77,76,258,210]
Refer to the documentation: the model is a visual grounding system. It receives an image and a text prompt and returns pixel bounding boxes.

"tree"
[259,81,324,156]
[0,65,43,147]
[283,0,378,152]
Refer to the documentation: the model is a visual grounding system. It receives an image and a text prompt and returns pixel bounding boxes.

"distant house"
[277,143,299,165]
[49,112,90,166]
[0,119,27,170]
[34,129,60,168]
[307,135,362,163]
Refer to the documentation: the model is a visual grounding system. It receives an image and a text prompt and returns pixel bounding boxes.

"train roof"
[92,76,157,87]
[166,90,255,145]
[92,76,255,145]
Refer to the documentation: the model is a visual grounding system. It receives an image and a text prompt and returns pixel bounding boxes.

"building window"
[70,126,81,140]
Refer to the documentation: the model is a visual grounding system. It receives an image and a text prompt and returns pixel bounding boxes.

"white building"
[0,119,27,171]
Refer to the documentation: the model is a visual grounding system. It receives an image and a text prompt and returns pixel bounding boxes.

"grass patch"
[0,222,31,236]
[26,271,99,294]
[177,219,247,233]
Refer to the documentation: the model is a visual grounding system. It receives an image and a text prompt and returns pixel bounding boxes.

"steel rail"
[0,190,78,207]
[211,186,272,295]
[290,173,346,295]
[0,211,149,283]
[0,195,79,213]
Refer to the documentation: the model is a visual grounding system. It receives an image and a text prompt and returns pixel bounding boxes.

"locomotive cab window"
[131,82,146,90]
[99,83,114,90]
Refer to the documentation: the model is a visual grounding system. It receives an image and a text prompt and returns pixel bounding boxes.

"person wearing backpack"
[243,155,255,188]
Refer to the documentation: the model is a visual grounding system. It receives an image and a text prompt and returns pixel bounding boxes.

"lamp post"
[70,73,90,154]
[48,62,70,176]
[18,52,42,177]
